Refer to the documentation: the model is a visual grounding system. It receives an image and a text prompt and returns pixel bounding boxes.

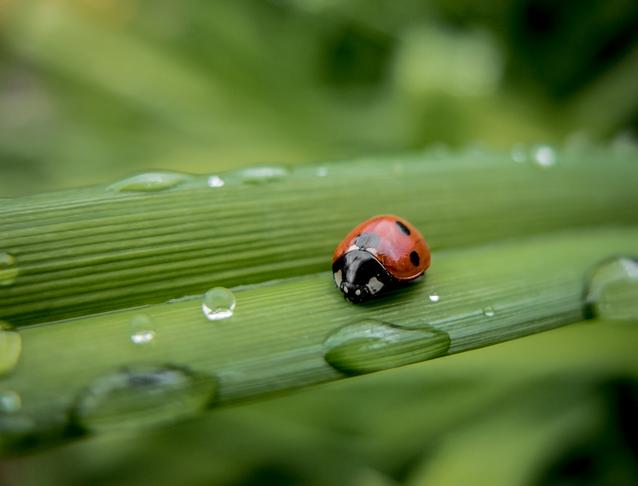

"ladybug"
[332,215,430,303]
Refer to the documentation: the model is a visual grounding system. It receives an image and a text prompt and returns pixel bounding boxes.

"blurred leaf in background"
[1,0,637,196]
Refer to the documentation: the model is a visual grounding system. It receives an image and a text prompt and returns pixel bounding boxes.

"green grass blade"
[1,147,637,325]
[1,227,636,451]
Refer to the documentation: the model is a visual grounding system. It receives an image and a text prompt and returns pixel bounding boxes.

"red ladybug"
[332,215,430,303]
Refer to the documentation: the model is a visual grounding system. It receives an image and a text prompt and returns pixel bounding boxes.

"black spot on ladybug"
[355,232,380,249]
[410,251,420,266]
[395,220,411,236]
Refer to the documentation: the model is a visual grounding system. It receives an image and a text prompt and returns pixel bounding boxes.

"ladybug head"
[332,249,392,304]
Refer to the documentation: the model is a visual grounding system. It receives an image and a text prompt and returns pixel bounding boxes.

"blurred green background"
[1,0,637,196]
[1,1,637,485]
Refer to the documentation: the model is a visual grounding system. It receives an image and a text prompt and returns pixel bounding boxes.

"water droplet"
[532,145,556,168]
[323,320,450,375]
[129,314,155,346]
[317,167,328,177]
[0,252,18,286]
[428,293,440,303]
[0,321,21,376]
[202,287,236,321]
[511,145,528,163]
[482,306,496,317]
[72,366,217,431]
[207,175,225,188]
[0,390,21,414]
[392,162,405,174]
[610,131,638,155]
[237,165,289,184]
[107,171,192,192]
[585,257,638,321]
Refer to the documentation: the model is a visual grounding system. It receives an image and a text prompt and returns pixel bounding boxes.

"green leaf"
[2,146,637,325]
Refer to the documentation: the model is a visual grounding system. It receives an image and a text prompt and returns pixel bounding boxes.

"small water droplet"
[585,257,638,321]
[0,390,21,414]
[207,175,225,188]
[107,171,192,192]
[482,306,496,317]
[72,366,217,431]
[0,321,21,376]
[0,252,18,286]
[129,314,155,346]
[202,287,236,320]
[428,293,440,303]
[532,145,556,168]
[323,319,450,375]
[317,167,328,177]
[237,165,289,184]
[610,130,638,155]
[392,162,404,174]
[511,145,527,163]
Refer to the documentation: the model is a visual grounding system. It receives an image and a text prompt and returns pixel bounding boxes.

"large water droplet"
[0,321,21,376]
[0,390,21,414]
[0,252,18,286]
[107,171,192,192]
[236,165,289,184]
[585,257,638,321]
[129,314,156,346]
[323,319,451,375]
[532,145,557,168]
[72,366,217,431]
[202,287,236,321]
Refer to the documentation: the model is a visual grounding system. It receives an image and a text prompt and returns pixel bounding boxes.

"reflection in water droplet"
[237,166,289,184]
[129,314,156,346]
[0,252,18,286]
[323,319,451,375]
[585,257,638,321]
[532,145,556,168]
[207,175,225,188]
[107,171,192,192]
[202,287,236,321]
[428,293,440,303]
[0,321,21,376]
[72,366,217,431]
[482,306,496,317]
[0,390,21,414]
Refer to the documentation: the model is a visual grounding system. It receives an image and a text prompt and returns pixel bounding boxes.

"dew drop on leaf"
[235,165,289,184]
[532,145,557,168]
[72,366,217,432]
[207,175,225,188]
[202,287,236,321]
[0,390,21,414]
[0,252,19,286]
[129,314,156,346]
[0,321,21,376]
[482,306,496,317]
[510,145,528,163]
[585,256,638,321]
[106,171,193,192]
[323,319,450,375]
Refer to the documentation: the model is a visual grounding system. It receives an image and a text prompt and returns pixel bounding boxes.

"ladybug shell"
[333,215,430,281]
